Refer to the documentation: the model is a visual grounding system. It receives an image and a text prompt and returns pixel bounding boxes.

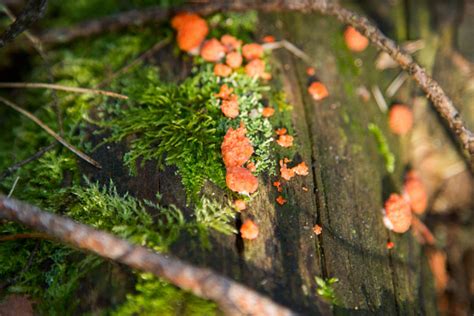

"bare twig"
[7,176,20,197]
[0,96,102,169]
[0,82,129,100]
[0,232,53,242]
[0,195,296,316]
[38,0,474,169]
[0,142,57,182]
[0,0,47,49]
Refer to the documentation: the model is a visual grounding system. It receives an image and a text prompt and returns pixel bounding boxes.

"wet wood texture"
[82,11,438,315]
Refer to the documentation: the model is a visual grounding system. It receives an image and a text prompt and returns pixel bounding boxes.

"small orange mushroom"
[388,104,413,135]
[273,181,283,192]
[226,166,259,194]
[306,67,316,76]
[226,51,243,69]
[277,134,294,148]
[215,84,233,99]
[221,125,254,167]
[383,193,412,233]
[221,34,242,52]
[275,128,287,136]
[240,219,259,240]
[242,43,264,60]
[308,82,329,101]
[262,35,276,43]
[293,162,309,176]
[279,160,295,181]
[221,95,239,118]
[234,199,247,212]
[172,13,209,53]
[246,161,256,173]
[214,63,232,77]
[276,195,287,205]
[262,107,275,118]
[386,241,395,249]
[244,59,265,78]
[344,26,369,52]
[201,38,226,62]
[313,224,322,235]
[403,175,427,214]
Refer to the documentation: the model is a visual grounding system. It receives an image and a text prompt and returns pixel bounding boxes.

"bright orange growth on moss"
[306,67,316,76]
[293,162,309,176]
[389,104,413,135]
[240,219,259,240]
[308,82,329,101]
[279,159,295,181]
[262,107,275,118]
[172,13,209,52]
[276,195,287,205]
[221,125,254,167]
[262,35,276,43]
[403,173,427,214]
[242,43,264,60]
[386,241,395,249]
[245,59,269,79]
[214,63,232,77]
[215,84,233,99]
[234,199,247,212]
[221,95,239,118]
[221,34,242,52]
[226,51,243,69]
[383,194,412,233]
[273,181,282,192]
[201,39,225,62]
[275,128,287,136]
[344,26,369,52]
[226,166,258,194]
[313,224,322,235]
[277,134,294,148]
[246,161,256,173]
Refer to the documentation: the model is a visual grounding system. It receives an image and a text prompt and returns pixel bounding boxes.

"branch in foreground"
[0,82,129,100]
[0,96,102,169]
[0,0,47,49]
[37,0,474,170]
[0,195,297,316]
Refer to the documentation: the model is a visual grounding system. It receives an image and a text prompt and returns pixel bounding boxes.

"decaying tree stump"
[77,11,439,315]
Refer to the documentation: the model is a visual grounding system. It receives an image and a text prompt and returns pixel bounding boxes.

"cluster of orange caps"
[382,171,431,248]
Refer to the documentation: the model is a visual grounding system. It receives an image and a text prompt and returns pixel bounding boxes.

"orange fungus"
[221,125,254,167]
[293,162,309,176]
[276,195,287,205]
[226,166,258,194]
[242,43,264,60]
[262,35,276,43]
[215,84,233,99]
[389,104,413,135]
[403,175,427,215]
[234,199,247,212]
[221,34,242,52]
[383,193,412,233]
[221,95,239,118]
[240,219,259,240]
[201,38,226,62]
[308,82,329,101]
[277,134,294,148]
[172,13,209,52]
[214,63,232,77]
[262,107,275,118]
[344,26,369,52]
[313,224,322,235]
[226,51,243,69]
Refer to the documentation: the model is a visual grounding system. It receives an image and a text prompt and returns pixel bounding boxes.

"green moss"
[368,123,395,173]
[113,273,217,316]
[315,276,339,305]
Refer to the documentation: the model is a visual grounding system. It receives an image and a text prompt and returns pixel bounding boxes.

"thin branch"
[37,0,474,169]
[0,232,53,242]
[0,195,297,316]
[0,96,102,169]
[0,82,129,100]
[0,142,57,182]
[0,0,47,49]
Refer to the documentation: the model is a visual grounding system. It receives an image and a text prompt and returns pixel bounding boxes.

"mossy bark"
[81,11,438,315]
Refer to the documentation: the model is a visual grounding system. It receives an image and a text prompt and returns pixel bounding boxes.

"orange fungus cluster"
[171,13,209,53]
[240,219,259,240]
[344,26,369,52]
